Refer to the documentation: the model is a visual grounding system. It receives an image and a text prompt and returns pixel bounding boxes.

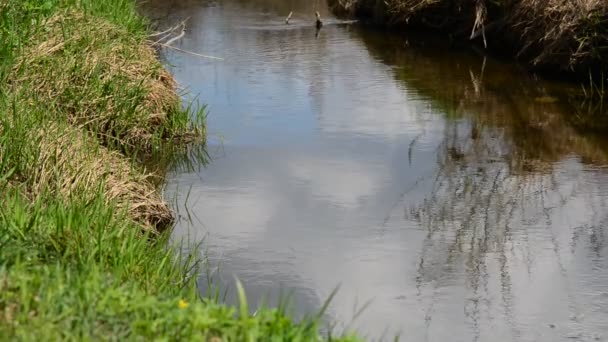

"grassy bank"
[0,0,359,340]
[328,0,608,79]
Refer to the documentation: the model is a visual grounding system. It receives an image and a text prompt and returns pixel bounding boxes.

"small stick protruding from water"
[164,24,185,47]
[285,11,293,24]
[157,43,224,60]
[315,11,323,29]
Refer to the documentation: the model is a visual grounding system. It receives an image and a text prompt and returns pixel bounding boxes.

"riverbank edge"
[0,0,360,340]
[328,0,608,83]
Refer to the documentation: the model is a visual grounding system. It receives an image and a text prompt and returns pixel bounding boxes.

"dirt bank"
[328,0,608,77]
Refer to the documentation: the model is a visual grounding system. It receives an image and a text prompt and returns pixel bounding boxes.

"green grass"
[0,0,362,340]
[0,189,359,340]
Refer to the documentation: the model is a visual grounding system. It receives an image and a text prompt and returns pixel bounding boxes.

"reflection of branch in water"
[411,118,608,335]
[378,171,433,231]
[468,57,486,98]
[498,227,520,339]
[408,132,424,166]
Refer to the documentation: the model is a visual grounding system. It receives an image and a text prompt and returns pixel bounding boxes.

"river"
[144,0,608,340]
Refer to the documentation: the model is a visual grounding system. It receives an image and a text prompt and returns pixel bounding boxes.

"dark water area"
[144,0,608,340]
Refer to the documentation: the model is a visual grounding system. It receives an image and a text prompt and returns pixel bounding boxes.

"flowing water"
[145,0,608,340]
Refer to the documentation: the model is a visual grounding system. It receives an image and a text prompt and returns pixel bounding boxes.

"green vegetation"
[0,189,360,340]
[0,0,360,340]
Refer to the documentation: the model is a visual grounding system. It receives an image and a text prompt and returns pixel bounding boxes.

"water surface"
[145,0,608,340]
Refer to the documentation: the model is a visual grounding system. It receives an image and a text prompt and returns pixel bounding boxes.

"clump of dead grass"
[25,122,173,231]
[329,0,608,73]
[9,11,193,150]
[508,0,608,70]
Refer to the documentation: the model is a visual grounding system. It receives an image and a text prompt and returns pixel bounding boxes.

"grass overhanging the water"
[0,0,360,339]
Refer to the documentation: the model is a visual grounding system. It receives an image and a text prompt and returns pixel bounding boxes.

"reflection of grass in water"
[567,73,608,133]
[352,25,608,336]
[138,141,210,186]
[355,28,608,164]
[409,121,608,337]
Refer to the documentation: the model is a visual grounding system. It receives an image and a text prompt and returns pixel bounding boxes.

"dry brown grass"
[1,11,200,232]
[508,0,608,69]
[26,123,173,231]
[10,11,183,149]
[329,0,608,71]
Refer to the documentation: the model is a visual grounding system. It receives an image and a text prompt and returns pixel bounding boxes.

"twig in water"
[285,11,293,24]
[164,26,185,46]
[152,23,185,45]
[158,43,224,60]
[149,18,189,38]
[149,23,180,37]
[315,11,323,29]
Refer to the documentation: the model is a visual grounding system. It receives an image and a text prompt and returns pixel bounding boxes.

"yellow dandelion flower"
[178,299,189,309]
